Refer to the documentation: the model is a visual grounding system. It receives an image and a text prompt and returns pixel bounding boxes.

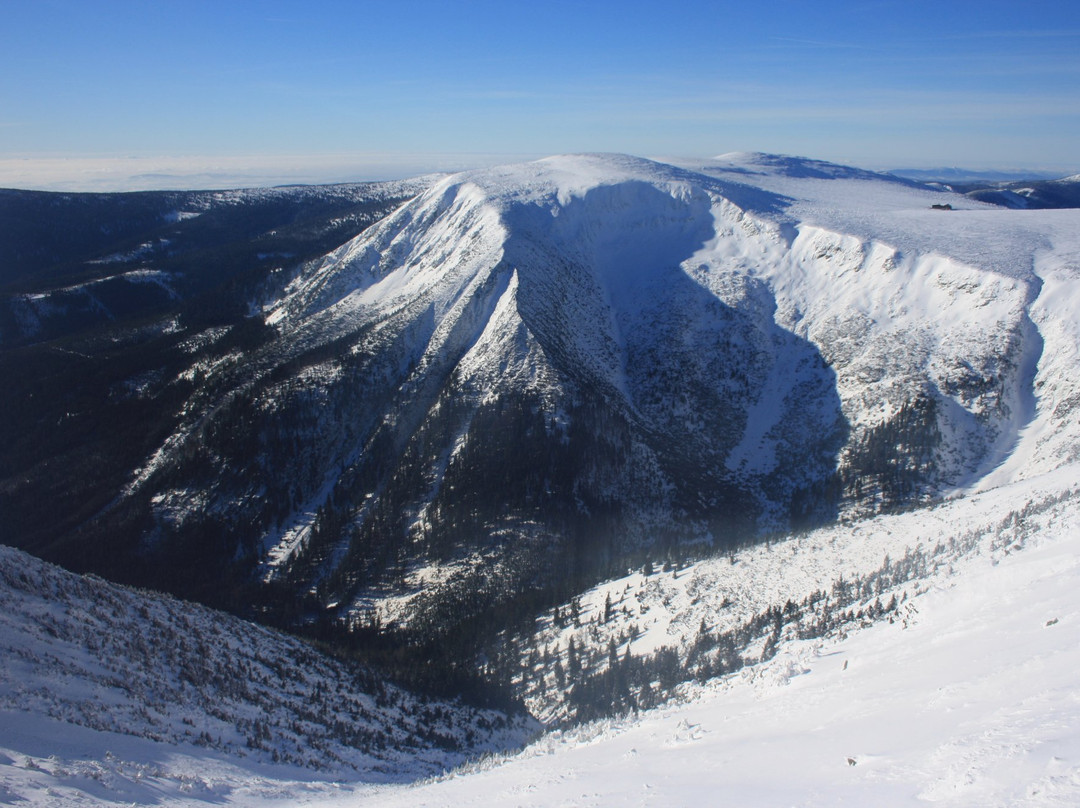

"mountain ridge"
[4,151,1080,731]
[3,151,1080,804]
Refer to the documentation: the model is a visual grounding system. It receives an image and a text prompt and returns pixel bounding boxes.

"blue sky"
[2,0,1078,189]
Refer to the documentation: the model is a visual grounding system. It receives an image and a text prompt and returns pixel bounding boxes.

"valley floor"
[2,465,1079,807]
[360,474,1080,807]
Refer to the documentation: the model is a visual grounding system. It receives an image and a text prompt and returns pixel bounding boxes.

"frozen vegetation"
[1,463,1077,805]
[360,464,1080,808]
[0,543,536,800]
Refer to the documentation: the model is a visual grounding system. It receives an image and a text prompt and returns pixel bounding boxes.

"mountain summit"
[5,153,1078,669]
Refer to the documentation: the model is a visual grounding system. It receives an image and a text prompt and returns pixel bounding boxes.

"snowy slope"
[0,544,536,803]
[257,153,1078,593]
[9,152,1080,806]
[357,465,1080,808]
[510,463,1080,723]
[4,466,1074,806]
[97,152,1080,663]
[681,153,1080,492]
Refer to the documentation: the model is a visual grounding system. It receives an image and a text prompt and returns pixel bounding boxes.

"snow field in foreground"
[3,464,1076,806]
[355,467,1080,807]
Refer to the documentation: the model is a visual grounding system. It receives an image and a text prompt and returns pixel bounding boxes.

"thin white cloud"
[0,152,540,192]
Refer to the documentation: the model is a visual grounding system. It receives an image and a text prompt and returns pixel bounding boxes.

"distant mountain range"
[888,167,1069,183]
[950,175,1080,210]
[886,166,1080,209]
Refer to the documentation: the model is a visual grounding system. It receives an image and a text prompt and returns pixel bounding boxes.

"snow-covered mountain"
[0,179,430,347]
[6,152,1076,690]
[3,151,1080,806]
[940,172,1080,211]
[85,152,1077,640]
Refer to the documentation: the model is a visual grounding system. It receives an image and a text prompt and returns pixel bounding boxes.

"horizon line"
[0,151,1075,193]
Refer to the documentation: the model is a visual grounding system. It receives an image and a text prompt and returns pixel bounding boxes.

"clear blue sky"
[2,0,1078,189]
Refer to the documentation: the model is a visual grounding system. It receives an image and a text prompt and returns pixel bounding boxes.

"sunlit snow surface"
[252,151,1080,577]
[3,464,1077,806]
[4,153,1080,805]
[372,468,1080,808]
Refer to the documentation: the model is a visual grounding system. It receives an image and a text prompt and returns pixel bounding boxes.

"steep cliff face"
[5,152,1070,663]
[91,153,1065,641]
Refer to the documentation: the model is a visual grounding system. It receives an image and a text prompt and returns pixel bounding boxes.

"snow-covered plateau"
[3,151,1080,805]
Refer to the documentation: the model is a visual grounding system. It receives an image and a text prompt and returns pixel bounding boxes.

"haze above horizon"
[2,0,1078,191]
